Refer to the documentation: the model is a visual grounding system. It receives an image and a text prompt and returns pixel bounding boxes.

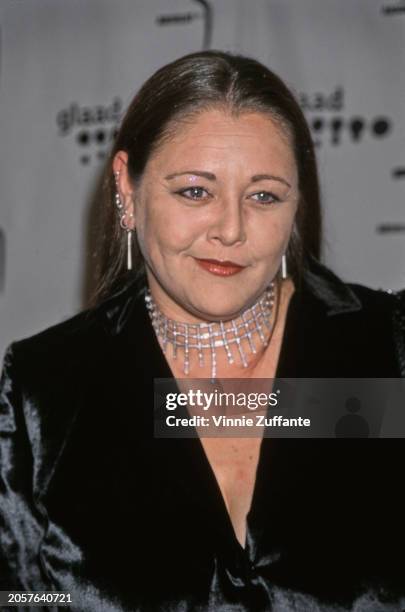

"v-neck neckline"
[209,287,301,553]
[141,283,301,557]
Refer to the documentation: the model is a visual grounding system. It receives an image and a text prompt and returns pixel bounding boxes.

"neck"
[145,282,278,380]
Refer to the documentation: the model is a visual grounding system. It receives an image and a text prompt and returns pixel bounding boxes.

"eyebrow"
[164,170,291,189]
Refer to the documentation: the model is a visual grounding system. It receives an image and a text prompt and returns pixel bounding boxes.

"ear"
[112,151,136,229]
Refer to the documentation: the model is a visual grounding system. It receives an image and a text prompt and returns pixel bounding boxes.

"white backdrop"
[0,0,404,361]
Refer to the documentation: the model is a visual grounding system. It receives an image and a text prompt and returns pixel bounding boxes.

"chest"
[200,436,263,547]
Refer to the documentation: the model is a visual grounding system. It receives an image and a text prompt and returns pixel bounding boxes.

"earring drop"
[114,170,134,271]
[127,229,133,270]
[281,254,288,279]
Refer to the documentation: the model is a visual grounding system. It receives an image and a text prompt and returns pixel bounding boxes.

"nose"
[207,197,247,246]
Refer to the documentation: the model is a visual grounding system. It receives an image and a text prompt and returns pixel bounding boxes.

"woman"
[1,51,404,611]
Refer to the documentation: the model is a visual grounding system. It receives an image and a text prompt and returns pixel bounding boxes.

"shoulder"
[8,277,146,363]
[343,283,405,352]
[344,283,405,356]
[301,257,405,375]
[302,255,404,317]
[5,279,147,387]
[0,309,107,413]
[9,306,106,374]
[346,282,404,312]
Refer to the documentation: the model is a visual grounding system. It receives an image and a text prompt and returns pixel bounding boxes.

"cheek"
[141,201,201,255]
[248,211,295,258]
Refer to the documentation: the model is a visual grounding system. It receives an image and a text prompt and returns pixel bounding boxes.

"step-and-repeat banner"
[0,0,404,359]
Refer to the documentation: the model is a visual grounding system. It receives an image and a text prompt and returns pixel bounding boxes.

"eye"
[176,186,210,200]
[249,191,280,205]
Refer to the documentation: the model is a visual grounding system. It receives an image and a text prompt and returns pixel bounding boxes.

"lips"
[194,257,246,277]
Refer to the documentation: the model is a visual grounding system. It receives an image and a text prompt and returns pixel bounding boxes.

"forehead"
[147,108,296,173]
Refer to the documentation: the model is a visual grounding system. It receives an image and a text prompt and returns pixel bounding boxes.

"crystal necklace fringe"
[144,283,276,380]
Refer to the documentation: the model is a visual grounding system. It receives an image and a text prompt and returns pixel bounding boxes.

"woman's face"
[122,108,299,323]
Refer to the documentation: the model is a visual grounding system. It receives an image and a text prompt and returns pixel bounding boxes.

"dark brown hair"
[91,50,322,305]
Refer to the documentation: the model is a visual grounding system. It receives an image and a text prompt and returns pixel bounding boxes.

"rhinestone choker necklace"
[145,283,276,379]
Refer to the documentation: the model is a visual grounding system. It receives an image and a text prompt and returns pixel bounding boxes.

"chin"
[190,297,249,322]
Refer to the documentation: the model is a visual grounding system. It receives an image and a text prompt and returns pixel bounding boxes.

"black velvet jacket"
[1,257,405,612]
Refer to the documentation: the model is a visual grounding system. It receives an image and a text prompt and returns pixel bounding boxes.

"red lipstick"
[194,258,245,277]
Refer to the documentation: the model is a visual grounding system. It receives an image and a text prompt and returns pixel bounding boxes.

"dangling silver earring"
[114,170,134,271]
[126,229,133,270]
[281,254,288,280]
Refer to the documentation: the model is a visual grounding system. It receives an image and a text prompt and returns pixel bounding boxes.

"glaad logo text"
[56,98,122,165]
